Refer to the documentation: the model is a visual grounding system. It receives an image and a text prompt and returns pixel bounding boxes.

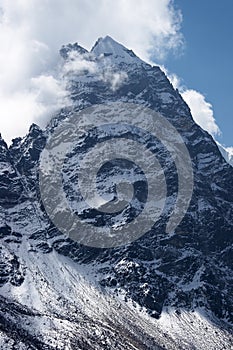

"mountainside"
[0,36,233,349]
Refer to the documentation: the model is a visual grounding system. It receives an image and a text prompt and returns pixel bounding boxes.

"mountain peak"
[91,36,125,52]
[0,133,8,149]
[91,36,139,62]
[60,42,88,59]
[28,123,42,138]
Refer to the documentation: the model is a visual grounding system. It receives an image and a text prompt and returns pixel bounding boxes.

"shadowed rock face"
[0,37,232,349]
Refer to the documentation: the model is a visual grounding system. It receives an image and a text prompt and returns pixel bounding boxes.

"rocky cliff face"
[0,36,232,349]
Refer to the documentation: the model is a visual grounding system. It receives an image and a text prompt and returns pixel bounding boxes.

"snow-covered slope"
[1,245,232,349]
[91,36,143,64]
[0,37,233,349]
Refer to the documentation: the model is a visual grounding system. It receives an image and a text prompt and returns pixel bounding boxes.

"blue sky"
[165,0,233,148]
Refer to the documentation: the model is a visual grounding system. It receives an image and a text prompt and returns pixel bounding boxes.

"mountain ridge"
[0,37,232,349]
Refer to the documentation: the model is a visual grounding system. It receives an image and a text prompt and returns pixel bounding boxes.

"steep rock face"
[0,36,232,348]
[0,135,24,207]
[0,135,26,290]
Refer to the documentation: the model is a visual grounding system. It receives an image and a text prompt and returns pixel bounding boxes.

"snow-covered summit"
[91,36,140,62]
[60,36,144,66]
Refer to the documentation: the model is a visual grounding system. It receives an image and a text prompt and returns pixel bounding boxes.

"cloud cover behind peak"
[0,0,183,143]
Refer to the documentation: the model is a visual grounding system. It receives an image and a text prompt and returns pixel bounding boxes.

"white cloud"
[166,71,181,90]
[181,89,221,136]
[164,68,221,137]
[31,75,70,126]
[165,70,233,164]
[63,50,128,91]
[0,0,183,143]
[100,70,128,91]
[226,147,233,158]
[109,72,128,91]
[63,52,97,75]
